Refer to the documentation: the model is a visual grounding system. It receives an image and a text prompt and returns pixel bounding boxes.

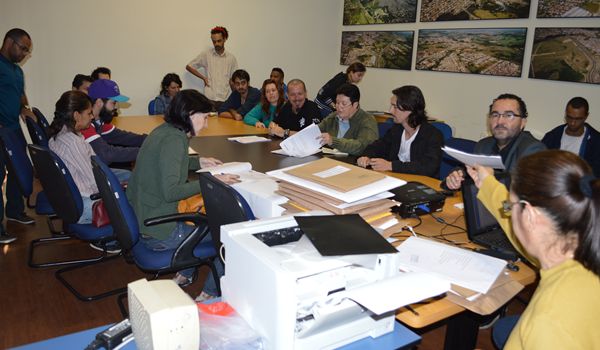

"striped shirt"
[188,48,238,102]
[48,126,98,196]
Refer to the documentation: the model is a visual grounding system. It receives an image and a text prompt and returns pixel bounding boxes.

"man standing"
[81,79,146,171]
[444,93,546,190]
[269,79,322,138]
[217,69,260,120]
[0,28,37,244]
[186,26,238,110]
[542,97,599,176]
[318,84,378,156]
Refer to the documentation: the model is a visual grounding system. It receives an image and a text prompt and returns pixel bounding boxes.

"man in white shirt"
[186,26,238,110]
[542,97,600,176]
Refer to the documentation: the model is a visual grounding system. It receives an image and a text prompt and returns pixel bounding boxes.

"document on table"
[188,147,198,155]
[395,237,507,294]
[196,161,252,175]
[272,124,322,157]
[442,146,505,169]
[321,147,348,156]
[227,135,271,143]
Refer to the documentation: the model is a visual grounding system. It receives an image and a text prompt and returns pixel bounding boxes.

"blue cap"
[88,79,129,102]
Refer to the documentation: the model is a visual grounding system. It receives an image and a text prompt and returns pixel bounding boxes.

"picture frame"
[420,0,530,22]
[343,0,417,25]
[340,31,414,70]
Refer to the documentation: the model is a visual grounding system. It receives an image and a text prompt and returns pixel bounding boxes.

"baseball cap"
[88,79,129,102]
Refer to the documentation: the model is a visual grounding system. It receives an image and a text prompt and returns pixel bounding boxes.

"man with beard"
[444,93,545,190]
[269,79,322,138]
[217,69,260,120]
[542,97,599,177]
[81,79,146,170]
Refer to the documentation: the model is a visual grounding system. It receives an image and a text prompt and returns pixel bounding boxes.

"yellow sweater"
[478,176,600,350]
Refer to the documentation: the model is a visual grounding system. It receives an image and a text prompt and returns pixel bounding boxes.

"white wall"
[335,0,600,140]
[0,0,339,119]
[1,0,598,141]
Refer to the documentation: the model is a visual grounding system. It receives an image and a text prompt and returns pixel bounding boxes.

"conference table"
[113,115,537,349]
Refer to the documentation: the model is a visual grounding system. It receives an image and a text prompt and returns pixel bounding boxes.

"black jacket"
[542,123,600,177]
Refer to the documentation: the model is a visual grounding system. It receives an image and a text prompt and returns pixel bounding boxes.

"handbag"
[178,194,205,213]
[92,200,110,227]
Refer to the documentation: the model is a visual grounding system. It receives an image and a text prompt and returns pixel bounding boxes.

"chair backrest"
[91,156,139,251]
[377,118,394,138]
[431,122,452,141]
[198,173,255,248]
[148,100,156,115]
[0,128,33,196]
[27,144,83,223]
[25,116,49,147]
[439,137,477,180]
[32,107,51,129]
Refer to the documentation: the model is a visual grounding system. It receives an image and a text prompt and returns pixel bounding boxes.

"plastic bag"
[198,302,264,350]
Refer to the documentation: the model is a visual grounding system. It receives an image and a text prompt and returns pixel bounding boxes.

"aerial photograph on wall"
[340,31,414,70]
[537,0,600,18]
[416,28,526,77]
[420,0,530,22]
[529,28,600,84]
[343,0,417,24]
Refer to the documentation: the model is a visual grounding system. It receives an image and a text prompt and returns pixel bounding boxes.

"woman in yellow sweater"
[467,150,599,349]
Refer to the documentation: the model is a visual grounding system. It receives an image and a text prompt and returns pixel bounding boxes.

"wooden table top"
[114,115,537,329]
[113,115,269,137]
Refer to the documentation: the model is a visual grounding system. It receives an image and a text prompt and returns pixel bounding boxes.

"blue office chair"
[27,145,122,301]
[32,107,51,130]
[148,99,156,115]
[91,156,221,314]
[377,118,394,138]
[439,137,477,180]
[431,122,452,142]
[24,115,49,147]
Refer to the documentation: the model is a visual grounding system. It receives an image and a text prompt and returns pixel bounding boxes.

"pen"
[404,305,420,316]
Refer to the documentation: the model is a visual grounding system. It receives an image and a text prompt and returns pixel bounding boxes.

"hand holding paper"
[442,146,504,169]
[275,124,322,157]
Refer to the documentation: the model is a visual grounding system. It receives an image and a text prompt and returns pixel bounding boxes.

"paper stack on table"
[227,135,271,144]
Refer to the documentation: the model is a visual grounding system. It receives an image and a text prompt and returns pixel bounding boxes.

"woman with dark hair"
[357,85,443,177]
[243,79,284,128]
[467,150,600,349]
[315,62,366,117]
[48,90,98,224]
[127,89,239,292]
[152,73,182,115]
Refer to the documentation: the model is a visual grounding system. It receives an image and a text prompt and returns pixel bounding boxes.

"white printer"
[220,213,448,350]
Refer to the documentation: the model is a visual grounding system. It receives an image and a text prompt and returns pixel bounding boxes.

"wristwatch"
[283,129,290,139]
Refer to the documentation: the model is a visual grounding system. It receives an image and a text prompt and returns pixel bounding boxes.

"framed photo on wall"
[416,28,527,77]
[537,0,600,18]
[529,27,600,84]
[420,0,531,22]
[343,0,417,25]
[340,31,414,70]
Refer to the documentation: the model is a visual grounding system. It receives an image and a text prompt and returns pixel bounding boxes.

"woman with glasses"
[467,150,600,349]
[315,62,366,118]
[243,79,284,128]
[357,85,444,178]
[152,73,182,115]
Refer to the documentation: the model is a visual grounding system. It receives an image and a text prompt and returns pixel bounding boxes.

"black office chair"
[24,115,49,147]
[32,107,51,130]
[27,145,123,302]
[198,172,255,255]
[91,156,221,315]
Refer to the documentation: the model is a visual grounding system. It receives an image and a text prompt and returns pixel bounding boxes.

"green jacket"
[318,108,378,156]
[127,123,200,240]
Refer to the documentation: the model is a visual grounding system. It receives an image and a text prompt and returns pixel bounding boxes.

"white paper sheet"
[188,147,198,155]
[227,136,271,143]
[395,237,506,294]
[321,147,349,156]
[277,124,322,157]
[442,146,505,169]
[196,162,252,175]
[345,272,449,315]
[267,164,406,203]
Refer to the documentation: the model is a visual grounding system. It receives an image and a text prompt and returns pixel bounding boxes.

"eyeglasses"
[488,111,521,120]
[501,199,527,215]
[13,40,31,54]
[335,100,353,108]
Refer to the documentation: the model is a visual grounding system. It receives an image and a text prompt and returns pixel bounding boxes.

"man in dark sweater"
[217,69,260,121]
[269,79,322,138]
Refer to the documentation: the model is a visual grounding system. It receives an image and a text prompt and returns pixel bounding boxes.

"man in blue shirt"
[217,69,260,121]
[0,28,37,244]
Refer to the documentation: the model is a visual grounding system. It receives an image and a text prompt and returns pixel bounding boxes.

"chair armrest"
[144,212,208,227]
[90,193,101,200]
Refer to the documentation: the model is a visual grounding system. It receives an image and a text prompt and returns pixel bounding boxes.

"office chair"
[431,122,452,142]
[32,107,51,130]
[377,118,394,138]
[439,137,477,180]
[147,99,156,115]
[27,145,122,302]
[24,115,49,147]
[0,128,54,226]
[198,172,255,254]
[91,156,221,315]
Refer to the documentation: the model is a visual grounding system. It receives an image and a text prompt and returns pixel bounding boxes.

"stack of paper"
[227,136,271,144]
[272,124,322,157]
